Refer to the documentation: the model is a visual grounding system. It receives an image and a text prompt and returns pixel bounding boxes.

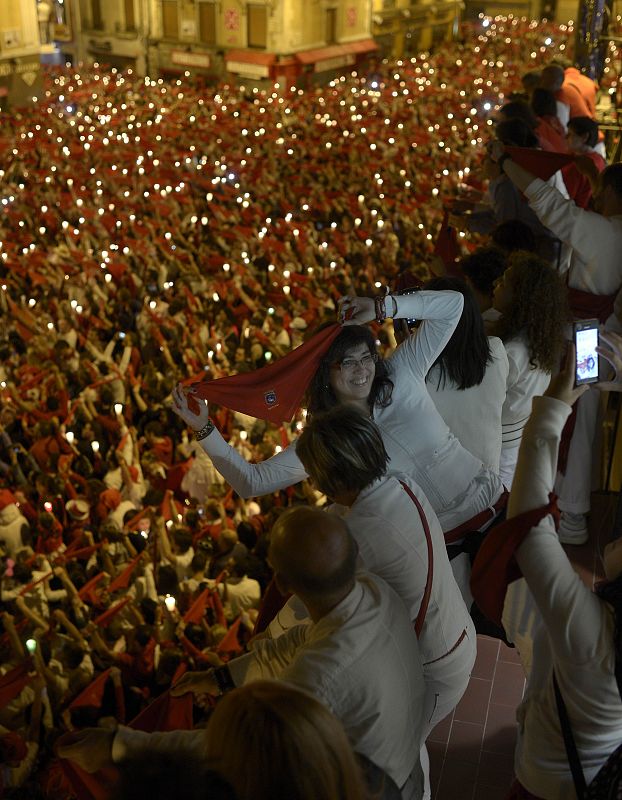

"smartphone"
[574,319,599,386]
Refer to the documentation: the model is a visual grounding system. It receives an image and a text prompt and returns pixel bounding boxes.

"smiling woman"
[172,290,504,543]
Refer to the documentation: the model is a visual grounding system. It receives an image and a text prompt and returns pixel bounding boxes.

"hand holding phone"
[574,319,600,386]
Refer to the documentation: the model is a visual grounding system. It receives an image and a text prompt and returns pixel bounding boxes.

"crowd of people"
[2,12,622,800]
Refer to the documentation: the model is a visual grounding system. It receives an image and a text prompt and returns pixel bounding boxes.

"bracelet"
[213,665,235,695]
[374,295,387,324]
[194,419,215,441]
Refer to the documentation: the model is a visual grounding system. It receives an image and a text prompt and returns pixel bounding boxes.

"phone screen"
[575,324,599,385]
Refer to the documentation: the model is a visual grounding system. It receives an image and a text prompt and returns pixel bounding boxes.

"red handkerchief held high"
[505,147,575,181]
[188,323,342,424]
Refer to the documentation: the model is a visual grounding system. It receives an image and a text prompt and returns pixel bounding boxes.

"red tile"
[473,783,513,800]
[428,710,454,744]
[477,751,515,788]
[428,740,445,795]
[472,635,500,680]
[447,720,485,763]
[436,759,478,798]
[454,677,493,725]
[436,782,475,800]
[490,661,525,707]
[497,644,522,665]
[483,703,518,755]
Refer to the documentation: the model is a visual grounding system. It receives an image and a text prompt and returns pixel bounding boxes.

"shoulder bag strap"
[552,670,587,799]
[399,480,433,638]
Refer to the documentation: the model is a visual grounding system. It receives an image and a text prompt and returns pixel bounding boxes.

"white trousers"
[420,618,477,799]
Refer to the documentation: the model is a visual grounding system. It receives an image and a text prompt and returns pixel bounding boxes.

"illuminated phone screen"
[575,325,599,385]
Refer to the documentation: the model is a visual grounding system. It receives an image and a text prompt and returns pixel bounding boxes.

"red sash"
[399,481,434,637]
[567,286,616,324]
[470,494,559,626]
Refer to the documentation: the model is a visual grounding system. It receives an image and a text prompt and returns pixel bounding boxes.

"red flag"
[188,323,342,423]
[108,555,142,593]
[470,494,559,626]
[69,668,112,710]
[433,211,461,273]
[505,146,575,180]
[216,617,243,655]
[77,572,106,604]
[92,597,131,628]
[128,689,193,733]
[0,659,33,705]
[183,587,210,624]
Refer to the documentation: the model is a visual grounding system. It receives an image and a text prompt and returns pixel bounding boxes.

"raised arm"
[170,385,307,498]
[340,289,463,378]
[504,351,605,662]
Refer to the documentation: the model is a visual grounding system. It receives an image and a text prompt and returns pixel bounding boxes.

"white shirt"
[336,476,471,666]
[503,397,622,798]
[113,574,425,790]
[524,178,622,316]
[202,291,503,532]
[499,336,551,489]
[426,336,508,472]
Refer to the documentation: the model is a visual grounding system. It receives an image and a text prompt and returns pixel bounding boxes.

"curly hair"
[494,252,569,373]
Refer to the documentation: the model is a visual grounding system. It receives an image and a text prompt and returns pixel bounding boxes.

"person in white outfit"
[488,142,622,543]
[423,276,508,474]
[296,406,476,800]
[171,290,504,536]
[487,252,567,490]
[59,507,427,800]
[473,335,622,799]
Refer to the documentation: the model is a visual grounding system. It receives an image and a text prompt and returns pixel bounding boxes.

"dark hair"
[296,406,389,497]
[495,118,539,149]
[498,101,538,131]
[531,87,558,118]
[305,325,394,415]
[460,246,508,296]
[601,163,622,200]
[173,528,193,553]
[190,551,207,573]
[494,252,568,372]
[491,220,537,253]
[521,70,542,92]
[567,116,599,148]
[424,277,492,390]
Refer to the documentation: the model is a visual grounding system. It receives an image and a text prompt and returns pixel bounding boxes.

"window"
[91,0,103,30]
[162,0,179,38]
[247,4,267,49]
[124,0,136,31]
[325,8,337,44]
[199,2,216,45]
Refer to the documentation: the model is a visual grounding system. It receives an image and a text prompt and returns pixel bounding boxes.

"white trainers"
[558,511,589,545]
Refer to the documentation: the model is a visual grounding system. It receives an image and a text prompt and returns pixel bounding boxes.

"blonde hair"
[204,681,369,800]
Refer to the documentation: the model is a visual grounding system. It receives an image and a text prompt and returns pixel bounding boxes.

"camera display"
[574,319,599,386]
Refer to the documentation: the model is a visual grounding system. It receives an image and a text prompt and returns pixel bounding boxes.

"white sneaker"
[558,511,589,545]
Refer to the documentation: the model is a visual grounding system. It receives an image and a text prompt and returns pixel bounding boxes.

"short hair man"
[59,507,426,799]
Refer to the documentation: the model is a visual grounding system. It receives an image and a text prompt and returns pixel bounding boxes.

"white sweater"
[426,336,508,473]
[504,396,622,799]
[201,291,503,532]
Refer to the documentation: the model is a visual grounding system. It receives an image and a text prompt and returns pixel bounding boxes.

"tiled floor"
[428,492,618,800]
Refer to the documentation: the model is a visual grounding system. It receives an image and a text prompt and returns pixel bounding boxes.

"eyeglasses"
[335,353,378,373]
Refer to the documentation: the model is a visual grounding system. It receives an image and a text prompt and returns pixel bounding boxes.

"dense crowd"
[1,13,622,800]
